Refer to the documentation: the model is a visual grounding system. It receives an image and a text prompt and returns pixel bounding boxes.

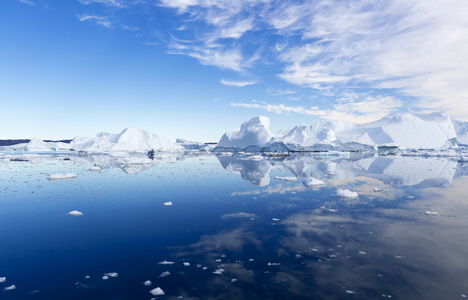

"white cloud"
[78,14,112,28]
[18,0,34,5]
[231,102,326,116]
[78,0,128,8]
[220,79,257,87]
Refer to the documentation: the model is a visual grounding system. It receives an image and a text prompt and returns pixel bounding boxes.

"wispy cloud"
[78,14,112,28]
[18,0,34,5]
[220,79,257,87]
[78,0,128,8]
[231,102,326,116]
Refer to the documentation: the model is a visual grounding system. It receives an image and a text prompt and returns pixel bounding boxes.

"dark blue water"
[1,153,468,299]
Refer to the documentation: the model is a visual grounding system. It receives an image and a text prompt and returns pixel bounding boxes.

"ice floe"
[47,173,77,180]
[303,177,325,187]
[221,212,258,220]
[274,176,297,181]
[149,287,165,296]
[144,280,152,286]
[159,271,170,277]
[3,285,16,291]
[0,277,5,283]
[163,201,173,206]
[158,260,175,265]
[212,268,224,275]
[67,210,83,216]
[336,189,359,198]
[103,272,118,278]
[425,211,439,215]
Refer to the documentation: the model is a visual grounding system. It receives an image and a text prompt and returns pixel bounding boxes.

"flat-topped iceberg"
[70,127,183,153]
[213,112,460,152]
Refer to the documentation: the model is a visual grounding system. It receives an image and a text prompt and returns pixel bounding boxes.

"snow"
[71,127,183,153]
[214,112,460,152]
[303,177,325,187]
[67,210,83,216]
[336,189,359,198]
[149,287,165,296]
[47,173,77,180]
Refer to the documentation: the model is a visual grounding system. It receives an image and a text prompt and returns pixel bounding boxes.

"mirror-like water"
[1,153,468,299]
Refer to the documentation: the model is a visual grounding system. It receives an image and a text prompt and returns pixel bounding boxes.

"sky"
[1,0,468,142]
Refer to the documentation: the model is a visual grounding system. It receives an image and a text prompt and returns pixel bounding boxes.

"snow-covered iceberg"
[70,128,183,153]
[213,112,459,152]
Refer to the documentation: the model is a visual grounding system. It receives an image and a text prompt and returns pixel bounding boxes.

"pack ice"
[214,112,459,152]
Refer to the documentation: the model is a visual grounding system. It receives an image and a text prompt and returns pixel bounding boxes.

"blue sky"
[1,0,467,142]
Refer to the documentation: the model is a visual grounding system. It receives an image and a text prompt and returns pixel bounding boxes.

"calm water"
[1,152,468,299]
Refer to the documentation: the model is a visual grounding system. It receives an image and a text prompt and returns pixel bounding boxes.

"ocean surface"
[1,152,468,299]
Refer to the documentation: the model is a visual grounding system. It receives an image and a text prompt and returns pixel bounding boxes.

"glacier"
[213,112,460,153]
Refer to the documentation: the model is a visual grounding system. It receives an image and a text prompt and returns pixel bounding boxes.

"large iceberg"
[70,128,182,153]
[213,112,459,152]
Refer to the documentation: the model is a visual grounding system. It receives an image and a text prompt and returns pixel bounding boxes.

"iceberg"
[213,112,460,152]
[71,127,183,153]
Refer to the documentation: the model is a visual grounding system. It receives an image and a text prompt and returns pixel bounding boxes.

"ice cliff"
[213,112,459,152]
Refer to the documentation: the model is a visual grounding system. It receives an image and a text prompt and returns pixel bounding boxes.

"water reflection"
[218,153,461,187]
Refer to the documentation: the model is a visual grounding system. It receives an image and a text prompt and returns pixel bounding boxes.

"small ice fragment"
[425,211,438,215]
[158,260,175,265]
[164,202,173,206]
[267,263,281,266]
[359,251,366,255]
[102,276,109,280]
[345,290,355,294]
[47,173,77,180]
[395,255,405,259]
[67,210,83,216]
[274,176,297,181]
[89,166,101,171]
[231,278,238,282]
[407,196,414,199]
[183,262,190,266]
[216,259,222,262]
[336,189,358,198]
[3,285,16,291]
[0,277,5,283]
[202,267,207,270]
[272,218,280,221]
[303,177,325,187]
[149,287,165,296]
[160,271,170,277]
[144,280,152,286]
[249,259,254,261]
[103,272,118,277]
[373,188,383,192]
[461,294,467,298]
[312,249,318,252]
[212,269,224,275]
[85,275,90,279]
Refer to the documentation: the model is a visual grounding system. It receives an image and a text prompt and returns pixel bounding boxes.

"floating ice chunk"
[359,251,366,255]
[85,275,90,279]
[67,210,83,216]
[3,285,16,291]
[303,177,325,187]
[345,290,355,294]
[267,262,281,266]
[159,260,175,265]
[0,277,5,283]
[425,211,438,215]
[144,280,152,286]
[272,218,280,221]
[47,173,77,180]
[213,269,224,275]
[163,202,173,206]
[274,176,297,181]
[373,188,383,192]
[407,196,414,199]
[336,189,358,198]
[104,272,118,278]
[149,287,165,296]
[160,271,170,277]
[183,262,190,266]
[102,276,109,280]
[231,278,238,282]
[461,294,467,298]
[221,212,258,220]
[89,166,101,171]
